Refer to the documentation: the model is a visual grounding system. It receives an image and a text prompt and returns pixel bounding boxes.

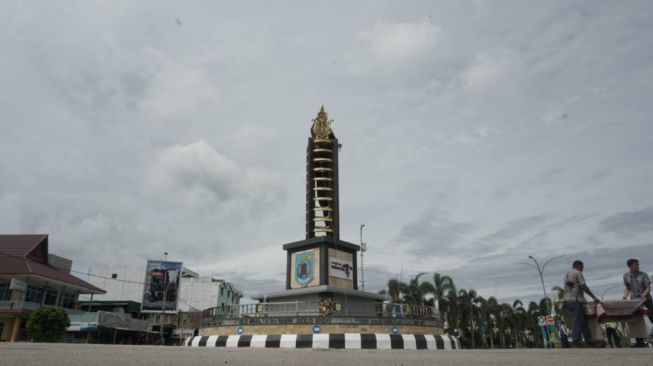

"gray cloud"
[600,207,653,236]
[480,214,550,242]
[1,1,652,303]
[397,210,476,255]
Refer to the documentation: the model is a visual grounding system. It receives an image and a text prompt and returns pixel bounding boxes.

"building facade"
[79,267,242,311]
[0,235,105,342]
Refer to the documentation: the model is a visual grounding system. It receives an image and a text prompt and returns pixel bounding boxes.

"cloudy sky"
[1,0,652,304]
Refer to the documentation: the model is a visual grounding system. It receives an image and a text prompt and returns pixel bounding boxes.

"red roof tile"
[0,235,105,294]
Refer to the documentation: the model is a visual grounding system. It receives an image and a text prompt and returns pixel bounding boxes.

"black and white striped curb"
[185,334,461,350]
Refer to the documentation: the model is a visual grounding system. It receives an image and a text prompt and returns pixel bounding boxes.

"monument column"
[306,106,340,240]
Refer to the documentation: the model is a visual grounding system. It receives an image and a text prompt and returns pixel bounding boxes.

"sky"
[1,0,652,305]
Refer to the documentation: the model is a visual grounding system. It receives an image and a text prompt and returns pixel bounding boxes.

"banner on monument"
[329,257,353,280]
[295,250,315,286]
[141,260,183,313]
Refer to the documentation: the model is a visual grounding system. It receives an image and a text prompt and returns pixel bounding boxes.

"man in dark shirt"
[623,258,653,347]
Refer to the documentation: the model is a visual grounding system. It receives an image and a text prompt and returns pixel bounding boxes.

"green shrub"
[26,306,71,342]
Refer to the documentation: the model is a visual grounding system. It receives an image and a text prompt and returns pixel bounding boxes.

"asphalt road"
[0,342,651,366]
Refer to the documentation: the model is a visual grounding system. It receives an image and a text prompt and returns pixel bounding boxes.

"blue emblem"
[313,324,321,334]
[237,326,244,335]
[295,251,314,286]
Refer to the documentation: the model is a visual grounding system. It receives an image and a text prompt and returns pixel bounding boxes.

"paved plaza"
[0,342,651,366]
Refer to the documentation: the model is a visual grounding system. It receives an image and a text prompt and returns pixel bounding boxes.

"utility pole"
[160,252,169,344]
[160,266,168,345]
[360,224,366,291]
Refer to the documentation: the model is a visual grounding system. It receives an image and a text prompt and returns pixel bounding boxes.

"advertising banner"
[141,260,183,313]
[329,257,353,280]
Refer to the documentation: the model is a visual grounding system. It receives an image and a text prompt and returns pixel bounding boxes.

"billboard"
[141,260,183,313]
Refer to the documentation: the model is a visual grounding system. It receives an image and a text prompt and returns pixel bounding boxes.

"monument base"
[199,286,443,337]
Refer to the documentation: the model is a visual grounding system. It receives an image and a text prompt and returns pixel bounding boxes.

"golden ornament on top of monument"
[311,105,333,140]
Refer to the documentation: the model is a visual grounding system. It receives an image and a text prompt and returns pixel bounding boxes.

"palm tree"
[512,299,525,313]
[379,278,404,303]
[401,273,433,305]
[431,272,455,321]
[512,299,526,347]
[458,289,479,348]
[538,298,549,316]
[551,285,571,326]
[497,303,514,348]
[475,295,489,348]
[527,301,544,346]
[445,286,459,330]
[485,297,499,348]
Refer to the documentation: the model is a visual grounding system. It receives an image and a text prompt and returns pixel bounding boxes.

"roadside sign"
[537,316,546,327]
[546,315,555,326]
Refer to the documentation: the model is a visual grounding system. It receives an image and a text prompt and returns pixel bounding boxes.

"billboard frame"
[141,260,183,313]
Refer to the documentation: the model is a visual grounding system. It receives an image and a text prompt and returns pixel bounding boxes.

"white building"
[79,267,241,312]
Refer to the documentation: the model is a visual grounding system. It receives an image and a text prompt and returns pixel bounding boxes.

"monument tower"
[306,106,340,240]
[275,105,370,293]
[191,106,446,342]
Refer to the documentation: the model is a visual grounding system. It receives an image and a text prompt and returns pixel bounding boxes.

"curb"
[185,334,461,350]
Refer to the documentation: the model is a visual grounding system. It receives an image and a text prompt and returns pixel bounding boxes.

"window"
[111,273,118,279]
[25,286,44,303]
[59,292,76,309]
[43,288,58,305]
[0,284,10,301]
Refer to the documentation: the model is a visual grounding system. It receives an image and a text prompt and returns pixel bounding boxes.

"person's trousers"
[634,296,653,344]
[564,300,592,344]
[643,297,653,323]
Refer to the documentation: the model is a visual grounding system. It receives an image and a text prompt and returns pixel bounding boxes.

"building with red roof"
[0,235,105,342]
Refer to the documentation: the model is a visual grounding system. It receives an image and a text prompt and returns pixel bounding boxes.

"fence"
[201,302,441,328]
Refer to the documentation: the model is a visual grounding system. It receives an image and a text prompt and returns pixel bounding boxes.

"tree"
[445,286,459,330]
[512,300,527,347]
[551,285,571,326]
[401,273,433,305]
[379,278,405,302]
[431,273,455,321]
[26,306,71,342]
[457,289,479,348]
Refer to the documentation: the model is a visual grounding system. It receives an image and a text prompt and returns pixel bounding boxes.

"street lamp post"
[521,255,564,315]
[518,254,563,349]
[360,224,366,291]
[601,285,618,300]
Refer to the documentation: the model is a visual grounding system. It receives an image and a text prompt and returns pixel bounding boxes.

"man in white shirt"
[563,260,600,346]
